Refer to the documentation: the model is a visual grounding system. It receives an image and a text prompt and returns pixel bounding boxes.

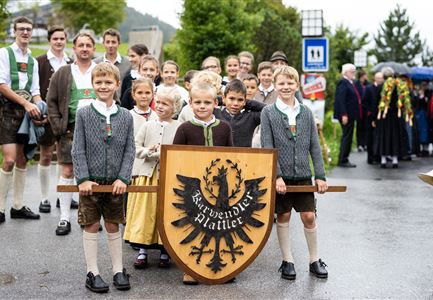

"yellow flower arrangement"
[378,77,413,125]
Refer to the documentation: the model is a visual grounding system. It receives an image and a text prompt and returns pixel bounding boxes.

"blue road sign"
[302,37,329,72]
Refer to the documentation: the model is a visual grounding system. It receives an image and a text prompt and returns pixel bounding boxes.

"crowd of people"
[8,15,432,293]
[334,63,432,169]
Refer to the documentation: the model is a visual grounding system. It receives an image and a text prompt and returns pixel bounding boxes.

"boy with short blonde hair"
[261,65,328,281]
[72,62,135,293]
[173,82,233,285]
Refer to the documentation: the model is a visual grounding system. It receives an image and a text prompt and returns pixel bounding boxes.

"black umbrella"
[372,61,412,75]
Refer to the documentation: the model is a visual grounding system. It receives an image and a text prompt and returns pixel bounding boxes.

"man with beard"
[46,33,98,235]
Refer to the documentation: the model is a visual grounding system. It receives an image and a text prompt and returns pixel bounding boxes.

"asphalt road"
[1,151,433,299]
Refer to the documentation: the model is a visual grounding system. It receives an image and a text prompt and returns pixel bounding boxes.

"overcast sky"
[127,0,433,51]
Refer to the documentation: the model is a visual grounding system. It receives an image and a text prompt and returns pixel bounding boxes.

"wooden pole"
[286,185,346,193]
[57,185,158,193]
[57,185,346,193]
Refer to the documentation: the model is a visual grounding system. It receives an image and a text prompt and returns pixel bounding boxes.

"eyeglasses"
[16,27,32,32]
[203,65,218,70]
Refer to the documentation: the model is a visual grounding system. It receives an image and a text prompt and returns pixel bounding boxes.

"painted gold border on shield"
[157,145,277,284]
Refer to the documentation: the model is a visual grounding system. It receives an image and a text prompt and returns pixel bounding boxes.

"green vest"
[68,78,96,123]
[6,46,34,92]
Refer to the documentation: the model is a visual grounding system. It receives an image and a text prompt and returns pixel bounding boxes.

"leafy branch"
[202,158,220,200]
[226,159,243,199]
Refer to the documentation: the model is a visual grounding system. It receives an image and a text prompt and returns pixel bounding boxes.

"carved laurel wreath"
[203,158,243,200]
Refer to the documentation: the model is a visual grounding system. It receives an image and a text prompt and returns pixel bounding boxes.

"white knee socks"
[0,169,13,213]
[276,221,294,263]
[83,231,99,275]
[13,167,26,210]
[107,231,123,274]
[304,225,319,263]
[59,176,74,222]
[38,164,51,201]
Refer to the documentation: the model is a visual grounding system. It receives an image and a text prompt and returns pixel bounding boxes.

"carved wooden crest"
[158,145,277,284]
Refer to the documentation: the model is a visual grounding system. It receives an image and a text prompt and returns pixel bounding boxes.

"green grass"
[322,110,342,173]
[0,42,129,57]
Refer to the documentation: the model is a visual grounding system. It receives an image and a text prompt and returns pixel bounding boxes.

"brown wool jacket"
[37,54,72,101]
[46,65,73,136]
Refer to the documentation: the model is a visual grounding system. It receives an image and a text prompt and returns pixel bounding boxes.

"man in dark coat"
[334,63,361,167]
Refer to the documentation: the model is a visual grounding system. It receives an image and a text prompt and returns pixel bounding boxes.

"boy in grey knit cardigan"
[260,66,328,281]
[72,63,135,293]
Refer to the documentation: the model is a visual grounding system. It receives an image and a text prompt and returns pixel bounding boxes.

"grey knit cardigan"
[72,104,135,185]
[260,103,326,181]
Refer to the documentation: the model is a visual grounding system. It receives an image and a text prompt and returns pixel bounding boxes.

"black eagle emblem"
[172,159,267,273]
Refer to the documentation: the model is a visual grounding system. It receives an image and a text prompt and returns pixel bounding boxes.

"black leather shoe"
[381,163,387,169]
[57,198,79,209]
[39,200,51,213]
[0,212,5,223]
[310,259,328,278]
[55,220,71,236]
[85,272,109,293]
[113,268,131,291]
[392,164,399,169]
[338,162,356,168]
[278,261,296,280]
[10,206,40,219]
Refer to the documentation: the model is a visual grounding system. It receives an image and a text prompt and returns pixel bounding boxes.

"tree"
[325,25,368,111]
[421,44,433,67]
[51,0,126,35]
[0,0,10,41]
[245,0,302,71]
[372,5,423,64]
[168,0,257,72]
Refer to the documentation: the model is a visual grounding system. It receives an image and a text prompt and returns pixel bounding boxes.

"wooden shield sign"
[158,145,277,284]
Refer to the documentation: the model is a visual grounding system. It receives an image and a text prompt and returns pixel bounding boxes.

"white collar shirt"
[47,48,70,72]
[103,52,122,65]
[259,84,274,97]
[71,61,96,89]
[93,98,118,124]
[133,106,152,115]
[275,96,301,126]
[192,115,216,127]
[0,42,40,96]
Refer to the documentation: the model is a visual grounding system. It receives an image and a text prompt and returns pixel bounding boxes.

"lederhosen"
[56,75,96,164]
[0,47,34,145]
